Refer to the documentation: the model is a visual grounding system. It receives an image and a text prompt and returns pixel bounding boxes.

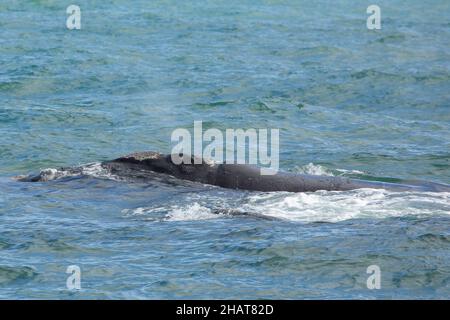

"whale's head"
[108,151,216,183]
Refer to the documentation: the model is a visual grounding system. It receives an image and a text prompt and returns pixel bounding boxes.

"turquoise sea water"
[0,0,449,299]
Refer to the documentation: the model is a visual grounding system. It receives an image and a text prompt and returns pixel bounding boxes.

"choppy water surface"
[1,0,449,299]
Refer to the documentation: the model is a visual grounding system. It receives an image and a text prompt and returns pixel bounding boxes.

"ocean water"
[0,0,449,299]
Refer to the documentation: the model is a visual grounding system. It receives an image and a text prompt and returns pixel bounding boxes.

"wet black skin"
[100,151,450,193]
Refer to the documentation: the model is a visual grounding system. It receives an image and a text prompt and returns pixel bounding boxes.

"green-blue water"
[0,0,449,299]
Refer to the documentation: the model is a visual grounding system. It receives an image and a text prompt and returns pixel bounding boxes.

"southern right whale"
[20,151,450,193]
[99,152,449,192]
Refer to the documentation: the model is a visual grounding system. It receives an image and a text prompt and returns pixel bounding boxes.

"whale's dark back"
[103,152,450,193]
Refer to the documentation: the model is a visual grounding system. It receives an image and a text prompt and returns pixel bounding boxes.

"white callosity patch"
[37,168,78,181]
[80,162,119,180]
[35,163,120,181]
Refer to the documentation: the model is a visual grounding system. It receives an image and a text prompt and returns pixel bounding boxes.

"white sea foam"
[293,163,334,176]
[293,163,366,177]
[123,189,450,223]
[123,203,219,221]
[241,189,450,222]
[165,203,219,221]
[334,168,366,175]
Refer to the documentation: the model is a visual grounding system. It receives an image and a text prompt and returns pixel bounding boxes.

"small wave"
[293,163,365,177]
[165,203,220,221]
[334,168,366,175]
[0,266,38,285]
[123,203,222,222]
